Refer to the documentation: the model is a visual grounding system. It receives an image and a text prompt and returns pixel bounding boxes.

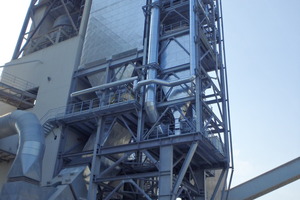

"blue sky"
[0,1,299,199]
[222,0,300,199]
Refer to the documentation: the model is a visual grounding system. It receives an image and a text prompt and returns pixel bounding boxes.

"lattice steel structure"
[5,0,233,199]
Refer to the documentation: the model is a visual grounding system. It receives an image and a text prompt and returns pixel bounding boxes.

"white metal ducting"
[145,0,161,123]
[0,110,45,182]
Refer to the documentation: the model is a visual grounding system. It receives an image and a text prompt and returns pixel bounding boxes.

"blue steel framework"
[12,0,233,199]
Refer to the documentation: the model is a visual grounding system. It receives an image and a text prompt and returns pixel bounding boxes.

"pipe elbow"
[145,101,159,123]
[0,110,45,182]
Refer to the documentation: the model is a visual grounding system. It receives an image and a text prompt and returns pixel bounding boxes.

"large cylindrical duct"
[145,0,160,123]
[0,110,45,182]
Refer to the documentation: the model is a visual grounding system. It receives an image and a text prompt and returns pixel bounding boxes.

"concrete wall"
[3,36,81,118]
[206,169,227,200]
[0,35,82,189]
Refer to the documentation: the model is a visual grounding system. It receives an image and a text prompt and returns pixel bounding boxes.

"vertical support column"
[12,0,37,59]
[158,145,173,200]
[194,170,206,200]
[74,0,93,66]
[67,0,93,106]
[190,0,203,133]
[53,125,67,177]
[215,0,229,162]
[172,142,199,199]
[87,118,103,200]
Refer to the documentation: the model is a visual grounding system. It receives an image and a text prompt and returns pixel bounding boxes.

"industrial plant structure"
[0,0,298,200]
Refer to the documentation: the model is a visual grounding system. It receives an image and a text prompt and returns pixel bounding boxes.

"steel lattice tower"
[3,0,233,199]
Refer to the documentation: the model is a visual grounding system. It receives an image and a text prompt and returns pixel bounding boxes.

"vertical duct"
[0,110,45,182]
[145,0,160,123]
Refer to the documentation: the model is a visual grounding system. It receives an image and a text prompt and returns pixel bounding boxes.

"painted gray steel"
[227,157,300,200]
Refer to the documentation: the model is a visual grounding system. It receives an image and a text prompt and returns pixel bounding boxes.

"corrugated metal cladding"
[80,0,146,66]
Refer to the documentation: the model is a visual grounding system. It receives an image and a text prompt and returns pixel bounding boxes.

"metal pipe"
[145,0,160,123]
[0,110,45,182]
[134,75,196,92]
[70,76,138,97]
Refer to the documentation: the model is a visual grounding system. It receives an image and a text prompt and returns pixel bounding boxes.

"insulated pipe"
[70,76,138,97]
[145,0,160,123]
[0,111,45,182]
[134,75,196,92]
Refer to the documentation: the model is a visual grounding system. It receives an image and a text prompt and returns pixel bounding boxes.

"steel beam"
[227,157,300,200]
[172,142,199,200]
[12,0,37,59]
[158,145,173,200]
[95,171,159,183]
[87,118,103,200]
[98,133,203,156]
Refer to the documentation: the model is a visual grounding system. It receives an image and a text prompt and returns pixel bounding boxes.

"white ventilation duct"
[0,110,45,182]
[145,0,160,123]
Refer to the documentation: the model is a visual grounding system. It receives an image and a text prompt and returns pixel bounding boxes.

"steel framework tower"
[0,0,233,199]
[66,0,232,199]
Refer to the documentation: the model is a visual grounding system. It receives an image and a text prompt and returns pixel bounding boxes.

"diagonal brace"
[172,141,199,200]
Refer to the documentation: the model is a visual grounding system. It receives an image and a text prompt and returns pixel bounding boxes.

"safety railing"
[144,119,197,140]
[162,20,189,34]
[143,117,224,155]
[41,87,137,124]
[0,72,37,91]
[162,0,189,9]
[144,124,175,140]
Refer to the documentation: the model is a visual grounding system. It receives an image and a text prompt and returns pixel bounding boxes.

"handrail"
[0,72,37,91]
[41,87,136,124]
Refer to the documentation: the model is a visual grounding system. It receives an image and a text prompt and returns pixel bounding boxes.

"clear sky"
[222,0,300,199]
[0,1,299,199]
